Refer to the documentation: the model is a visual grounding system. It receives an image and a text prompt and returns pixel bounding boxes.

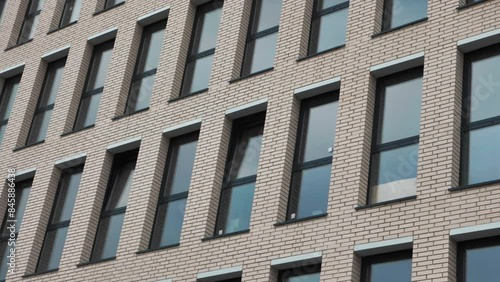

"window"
[368,67,422,204]
[149,132,198,249]
[36,166,83,273]
[0,75,22,145]
[308,0,349,55]
[180,1,223,96]
[215,113,265,235]
[461,44,500,186]
[90,150,137,262]
[361,250,412,282]
[287,93,338,220]
[278,265,321,282]
[58,0,82,27]
[125,20,166,114]
[241,0,282,76]
[465,0,484,4]
[381,0,427,31]
[0,179,31,281]
[73,40,114,131]
[103,0,124,10]
[18,0,44,44]
[457,236,500,282]
[0,0,6,23]
[26,58,66,146]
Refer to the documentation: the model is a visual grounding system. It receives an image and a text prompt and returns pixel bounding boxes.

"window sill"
[76,256,116,268]
[22,268,59,278]
[449,179,500,192]
[112,107,149,121]
[136,243,180,255]
[168,89,207,103]
[61,124,95,137]
[201,229,250,242]
[229,68,274,84]
[457,0,490,10]
[274,213,328,227]
[93,2,125,16]
[13,140,45,152]
[297,45,346,62]
[355,196,417,210]
[47,21,78,35]
[5,39,33,51]
[372,18,428,39]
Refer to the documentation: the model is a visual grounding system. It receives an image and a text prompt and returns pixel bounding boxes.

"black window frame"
[278,264,322,282]
[0,75,22,145]
[17,0,43,44]
[457,235,500,282]
[58,0,82,28]
[308,0,349,56]
[360,249,412,282]
[381,0,427,32]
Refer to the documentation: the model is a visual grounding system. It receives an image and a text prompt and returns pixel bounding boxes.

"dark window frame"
[308,0,349,56]
[381,0,427,32]
[103,0,124,10]
[17,0,43,44]
[278,264,321,282]
[0,75,22,136]
[58,0,82,28]
[360,249,412,282]
[457,235,500,282]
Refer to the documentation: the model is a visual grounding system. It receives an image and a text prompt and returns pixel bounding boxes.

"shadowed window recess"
[278,264,321,282]
[58,0,82,28]
[308,0,349,55]
[0,75,22,145]
[381,0,427,31]
[457,236,500,282]
[361,250,412,282]
[18,0,44,44]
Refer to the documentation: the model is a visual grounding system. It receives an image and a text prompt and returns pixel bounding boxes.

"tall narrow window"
[103,0,124,10]
[180,1,223,96]
[26,58,66,146]
[73,40,114,131]
[241,0,282,76]
[381,0,427,31]
[361,250,412,282]
[0,179,31,281]
[36,166,83,273]
[149,132,198,249]
[457,236,500,282]
[18,0,44,44]
[0,75,22,145]
[215,113,265,235]
[90,150,137,262]
[308,0,349,55]
[0,0,6,23]
[461,44,500,186]
[369,67,423,204]
[287,93,338,220]
[58,0,82,27]
[278,265,321,282]
[125,20,166,114]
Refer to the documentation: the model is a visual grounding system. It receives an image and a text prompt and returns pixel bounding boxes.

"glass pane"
[370,258,412,282]
[378,75,422,144]
[27,109,52,144]
[310,8,348,54]
[252,0,282,33]
[60,0,82,27]
[52,169,82,223]
[293,164,331,219]
[39,60,65,107]
[37,226,68,272]
[126,74,156,113]
[220,182,255,234]
[28,0,44,14]
[318,0,345,10]
[0,241,9,281]
[164,138,198,196]
[192,5,222,54]
[136,23,166,74]
[229,125,263,180]
[91,213,124,261]
[242,32,278,75]
[18,14,40,43]
[150,199,187,248]
[466,243,500,282]
[0,125,6,145]
[182,54,214,95]
[288,273,321,282]
[301,99,338,162]
[104,0,124,9]
[86,44,114,91]
[466,124,500,185]
[0,0,6,23]
[469,53,500,122]
[384,0,427,30]
[105,159,136,210]
[0,76,21,121]
[74,92,102,130]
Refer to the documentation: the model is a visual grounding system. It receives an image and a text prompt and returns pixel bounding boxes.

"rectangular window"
[287,93,338,220]
[361,250,412,282]
[125,20,166,114]
[90,150,137,262]
[180,1,223,96]
[149,132,198,249]
[241,0,282,76]
[215,113,265,235]
[461,44,500,186]
[0,75,22,145]
[369,67,423,204]
[308,0,349,56]
[73,40,114,131]
[0,0,6,23]
[103,0,124,10]
[278,265,321,282]
[18,0,44,44]
[36,166,83,273]
[26,58,66,146]
[382,0,427,31]
[0,179,32,281]
[58,0,82,27]
[457,236,500,282]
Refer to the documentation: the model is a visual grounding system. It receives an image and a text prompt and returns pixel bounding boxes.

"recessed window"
[18,0,44,44]
[369,67,423,204]
[381,0,427,31]
[36,166,83,273]
[308,0,349,55]
[465,0,484,4]
[0,0,6,23]
[278,264,321,282]
[457,236,500,282]
[73,40,114,131]
[0,179,32,281]
[90,150,137,262]
[58,0,82,27]
[149,132,198,249]
[287,93,338,220]
[125,20,166,114]
[0,75,22,145]
[103,0,124,10]
[180,1,223,96]
[241,0,282,76]
[215,112,265,235]
[26,58,66,145]
[361,250,412,282]
[461,44,500,186]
